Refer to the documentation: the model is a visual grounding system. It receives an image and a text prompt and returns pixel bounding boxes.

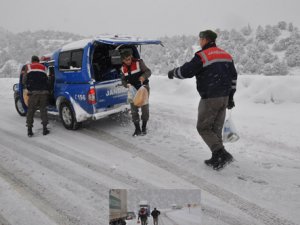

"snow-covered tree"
[286,45,300,67]
[256,26,266,41]
[241,24,252,36]
[277,21,287,30]
[230,29,245,43]
[263,60,288,75]
[274,60,288,75]
[288,22,294,32]
[261,51,278,64]
[1,22,300,77]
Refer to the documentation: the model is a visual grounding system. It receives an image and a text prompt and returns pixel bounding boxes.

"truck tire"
[15,96,26,116]
[59,101,81,130]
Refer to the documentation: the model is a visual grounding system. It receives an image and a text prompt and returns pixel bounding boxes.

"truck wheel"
[59,101,81,130]
[15,96,26,116]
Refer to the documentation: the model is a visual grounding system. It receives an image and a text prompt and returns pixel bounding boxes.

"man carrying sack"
[120,50,151,136]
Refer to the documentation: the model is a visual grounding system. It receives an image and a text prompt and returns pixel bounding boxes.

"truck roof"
[61,35,162,51]
[139,200,149,205]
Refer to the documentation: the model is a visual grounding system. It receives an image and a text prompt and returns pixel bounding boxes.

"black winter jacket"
[172,42,238,99]
[151,210,161,218]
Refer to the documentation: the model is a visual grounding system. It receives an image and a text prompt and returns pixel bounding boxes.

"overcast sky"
[1,0,300,38]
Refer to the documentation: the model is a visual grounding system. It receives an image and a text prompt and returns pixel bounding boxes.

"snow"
[237,75,300,103]
[0,60,21,76]
[0,74,300,225]
[61,38,92,51]
[125,208,201,225]
[60,35,160,52]
[167,207,201,225]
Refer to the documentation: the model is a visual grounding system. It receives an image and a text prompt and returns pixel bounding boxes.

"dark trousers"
[130,85,150,124]
[141,218,147,225]
[130,103,149,123]
[196,96,228,152]
[26,93,49,128]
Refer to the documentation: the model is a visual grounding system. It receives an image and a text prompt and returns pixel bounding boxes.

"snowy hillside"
[0,28,83,78]
[0,75,300,225]
[142,21,300,75]
[1,21,300,78]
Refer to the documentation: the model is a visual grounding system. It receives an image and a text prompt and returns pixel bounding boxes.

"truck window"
[92,44,117,82]
[59,49,83,71]
[71,50,83,68]
[59,52,71,70]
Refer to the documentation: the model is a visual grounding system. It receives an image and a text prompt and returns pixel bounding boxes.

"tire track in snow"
[83,127,297,225]
[0,134,124,199]
[160,212,180,225]
[0,127,155,190]
[0,128,150,225]
[0,159,77,225]
[0,109,296,225]
[201,204,261,225]
[0,141,110,225]
[0,213,11,225]
[242,132,300,162]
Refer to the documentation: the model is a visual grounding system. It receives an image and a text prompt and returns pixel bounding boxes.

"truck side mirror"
[109,50,122,65]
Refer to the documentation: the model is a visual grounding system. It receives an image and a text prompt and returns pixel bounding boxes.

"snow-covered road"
[160,213,180,225]
[0,76,300,225]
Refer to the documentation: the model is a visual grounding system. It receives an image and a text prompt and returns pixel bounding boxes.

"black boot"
[213,148,233,170]
[43,125,50,136]
[141,120,147,135]
[27,127,33,137]
[204,150,220,167]
[132,122,141,136]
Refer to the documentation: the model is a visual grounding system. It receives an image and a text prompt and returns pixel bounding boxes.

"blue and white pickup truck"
[13,35,161,129]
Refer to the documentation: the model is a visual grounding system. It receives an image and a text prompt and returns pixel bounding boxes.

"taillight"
[87,87,96,104]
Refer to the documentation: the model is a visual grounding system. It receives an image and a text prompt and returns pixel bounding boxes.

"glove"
[168,70,174,79]
[227,97,235,109]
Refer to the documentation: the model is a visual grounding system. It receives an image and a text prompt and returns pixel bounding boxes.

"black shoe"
[27,127,33,137]
[213,148,233,170]
[141,126,147,135]
[133,122,141,136]
[43,127,50,135]
[204,151,220,167]
[141,121,147,135]
[133,129,141,136]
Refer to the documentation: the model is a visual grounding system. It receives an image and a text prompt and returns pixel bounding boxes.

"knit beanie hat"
[199,30,217,41]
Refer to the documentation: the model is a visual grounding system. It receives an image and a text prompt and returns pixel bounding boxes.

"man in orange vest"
[138,207,148,225]
[121,51,151,136]
[24,55,50,137]
[168,30,238,170]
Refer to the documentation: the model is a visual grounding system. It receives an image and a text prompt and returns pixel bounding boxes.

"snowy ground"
[0,75,300,225]
[166,207,201,225]
[125,207,201,225]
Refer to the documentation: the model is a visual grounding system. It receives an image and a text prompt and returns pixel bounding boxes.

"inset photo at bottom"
[109,189,201,225]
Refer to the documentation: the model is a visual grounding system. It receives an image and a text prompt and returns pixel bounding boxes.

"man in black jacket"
[24,55,50,137]
[168,30,238,170]
[151,208,160,225]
